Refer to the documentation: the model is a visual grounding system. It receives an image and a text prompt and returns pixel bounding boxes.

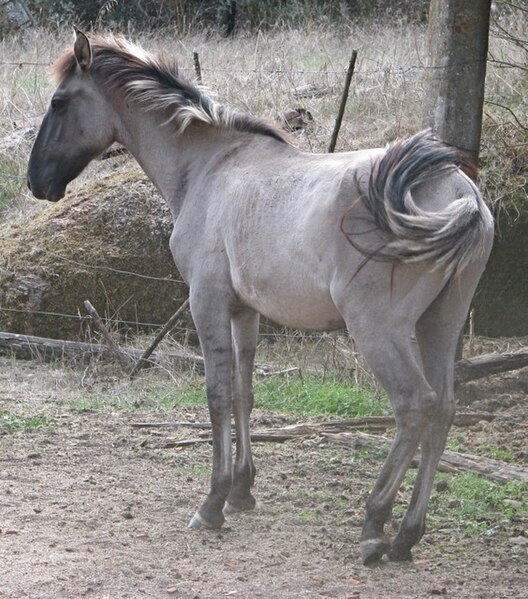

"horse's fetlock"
[394,513,426,552]
[364,500,391,530]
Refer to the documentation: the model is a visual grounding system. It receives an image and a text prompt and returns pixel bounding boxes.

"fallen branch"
[132,421,212,430]
[0,331,205,372]
[144,425,527,484]
[1,326,526,384]
[455,350,528,383]
[322,432,528,484]
[131,412,494,433]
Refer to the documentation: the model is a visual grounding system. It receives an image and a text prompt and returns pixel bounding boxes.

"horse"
[27,29,494,565]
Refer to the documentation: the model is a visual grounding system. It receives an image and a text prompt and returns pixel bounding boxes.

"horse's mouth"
[45,184,66,202]
[28,182,66,202]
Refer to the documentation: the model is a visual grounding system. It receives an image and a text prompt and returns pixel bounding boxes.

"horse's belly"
[235,280,345,331]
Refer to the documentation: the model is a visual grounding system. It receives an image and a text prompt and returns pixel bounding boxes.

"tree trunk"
[423,0,492,166]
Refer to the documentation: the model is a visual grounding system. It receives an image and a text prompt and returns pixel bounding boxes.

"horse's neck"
[114,109,226,218]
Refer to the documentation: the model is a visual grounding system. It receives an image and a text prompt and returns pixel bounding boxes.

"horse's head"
[27,29,116,201]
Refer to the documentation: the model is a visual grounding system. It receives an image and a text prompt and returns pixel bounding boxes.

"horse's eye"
[51,97,67,112]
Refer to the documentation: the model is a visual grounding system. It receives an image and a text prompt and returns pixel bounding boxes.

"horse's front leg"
[224,307,259,515]
[188,292,234,530]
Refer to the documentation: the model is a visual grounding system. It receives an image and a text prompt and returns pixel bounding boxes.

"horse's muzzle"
[26,176,65,202]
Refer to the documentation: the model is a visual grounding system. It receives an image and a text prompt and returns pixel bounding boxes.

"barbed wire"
[43,251,185,284]
[0,57,507,76]
[0,304,332,340]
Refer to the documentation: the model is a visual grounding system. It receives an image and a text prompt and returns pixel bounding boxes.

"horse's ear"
[73,26,92,70]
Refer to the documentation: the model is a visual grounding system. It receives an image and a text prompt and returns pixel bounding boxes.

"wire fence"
[0,303,342,341]
[0,23,525,343]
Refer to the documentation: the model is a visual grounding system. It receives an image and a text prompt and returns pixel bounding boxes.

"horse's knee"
[393,389,438,428]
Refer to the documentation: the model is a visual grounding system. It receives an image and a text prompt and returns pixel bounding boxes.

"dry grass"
[1,12,525,179]
[0,15,526,367]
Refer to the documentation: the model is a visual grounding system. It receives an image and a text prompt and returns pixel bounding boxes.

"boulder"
[0,167,189,340]
[472,190,528,337]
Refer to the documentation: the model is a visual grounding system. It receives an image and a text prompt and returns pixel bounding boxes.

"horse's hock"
[0,168,189,340]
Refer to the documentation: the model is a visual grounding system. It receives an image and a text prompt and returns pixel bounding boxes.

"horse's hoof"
[388,545,413,563]
[223,499,256,515]
[187,511,222,530]
[360,537,391,566]
[223,502,240,515]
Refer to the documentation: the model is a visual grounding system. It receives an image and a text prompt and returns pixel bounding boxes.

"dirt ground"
[0,357,527,599]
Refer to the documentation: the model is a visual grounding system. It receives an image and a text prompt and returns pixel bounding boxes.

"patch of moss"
[0,168,189,340]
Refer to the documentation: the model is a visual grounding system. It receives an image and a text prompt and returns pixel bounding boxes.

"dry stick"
[131,412,494,434]
[83,300,129,368]
[328,49,358,153]
[144,428,527,483]
[130,298,190,377]
[193,51,202,83]
[323,432,528,484]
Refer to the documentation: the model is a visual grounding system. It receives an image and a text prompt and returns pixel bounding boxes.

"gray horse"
[27,30,494,565]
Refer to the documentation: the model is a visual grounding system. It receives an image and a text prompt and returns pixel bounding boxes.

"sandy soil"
[0,358,526,599]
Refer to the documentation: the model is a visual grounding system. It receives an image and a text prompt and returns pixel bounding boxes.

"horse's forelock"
[51,49,77,84]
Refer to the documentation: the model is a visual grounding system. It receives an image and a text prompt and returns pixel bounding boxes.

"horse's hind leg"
[389,276,481,561]
[224,307,259,514]
[343,309,438,565]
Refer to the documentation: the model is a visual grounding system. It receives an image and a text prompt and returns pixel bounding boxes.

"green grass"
[177,373,390,418]
[0,411,56,432]
[430,473,527,536]
[255,374,389,417]
[0,156,25,212]
[394,469,527,538]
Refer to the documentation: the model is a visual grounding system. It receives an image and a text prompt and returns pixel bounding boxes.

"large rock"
[472,192,528,337]
[0,168,189,340]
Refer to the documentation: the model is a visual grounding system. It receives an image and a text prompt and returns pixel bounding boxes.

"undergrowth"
[0,411,55,432]
[177,372,390,417]
[392,469,527,539]
[0,156,25,212]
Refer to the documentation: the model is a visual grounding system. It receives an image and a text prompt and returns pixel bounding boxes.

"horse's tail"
[359,130,494,276]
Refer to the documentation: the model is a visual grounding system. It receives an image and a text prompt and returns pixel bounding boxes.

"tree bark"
[423,0,492,165]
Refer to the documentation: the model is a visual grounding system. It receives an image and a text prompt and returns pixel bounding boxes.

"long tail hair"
[347,130,493,277]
